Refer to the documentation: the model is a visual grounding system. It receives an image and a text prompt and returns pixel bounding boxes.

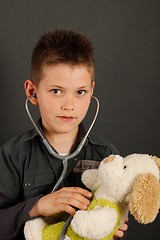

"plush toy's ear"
[151,156,160,169]
[102,155,115,164]
[129,173,160,224]
[81,169,99,191]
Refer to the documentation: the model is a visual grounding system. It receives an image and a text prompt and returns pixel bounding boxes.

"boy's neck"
[44,128,79,154]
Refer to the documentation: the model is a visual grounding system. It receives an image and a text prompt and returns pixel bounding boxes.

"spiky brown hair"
[31,29,95,85]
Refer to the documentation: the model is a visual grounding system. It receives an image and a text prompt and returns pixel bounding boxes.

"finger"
[114,229,124,238]
[125,216,129,222]
[57,188,92,207]
[59,196,89,211]
[119,223,128,231]
[61,203,76,216]
[60,187,92,198]
[58,190,90,204]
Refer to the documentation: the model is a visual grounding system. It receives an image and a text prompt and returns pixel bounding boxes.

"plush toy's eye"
[123,165,127,169]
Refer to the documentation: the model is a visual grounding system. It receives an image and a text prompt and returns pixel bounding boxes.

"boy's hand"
[114,217,128,238]
[29,187,92,217]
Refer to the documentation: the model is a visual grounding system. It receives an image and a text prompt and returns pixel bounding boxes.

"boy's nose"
[61,97,75,111]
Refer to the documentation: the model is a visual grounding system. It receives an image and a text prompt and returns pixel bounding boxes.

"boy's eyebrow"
[77,85,91,89]
[47,84,63,88]
[47,84,91,89]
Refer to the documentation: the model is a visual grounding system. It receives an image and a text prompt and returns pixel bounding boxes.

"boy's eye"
[77,90,86,95]
[51,89,62,95]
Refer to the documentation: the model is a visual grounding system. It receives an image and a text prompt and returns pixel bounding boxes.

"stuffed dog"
[24,154,160,240]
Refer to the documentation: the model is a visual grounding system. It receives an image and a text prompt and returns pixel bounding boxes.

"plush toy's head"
[82,154,160,224]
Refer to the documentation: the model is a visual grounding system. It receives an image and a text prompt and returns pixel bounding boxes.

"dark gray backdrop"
[0,1,160,239]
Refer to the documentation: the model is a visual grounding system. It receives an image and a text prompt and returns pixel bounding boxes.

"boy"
[0,29,127,239]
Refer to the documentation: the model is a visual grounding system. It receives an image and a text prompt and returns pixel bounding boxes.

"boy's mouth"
[58,116,75,122]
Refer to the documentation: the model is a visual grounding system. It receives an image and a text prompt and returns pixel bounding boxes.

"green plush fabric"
[42,222,65,240]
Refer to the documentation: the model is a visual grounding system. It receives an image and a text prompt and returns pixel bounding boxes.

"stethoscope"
[25,96,100,239]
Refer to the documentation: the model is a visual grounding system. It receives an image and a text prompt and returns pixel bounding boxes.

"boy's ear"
[24,80,38,105]
[91,81,95,96]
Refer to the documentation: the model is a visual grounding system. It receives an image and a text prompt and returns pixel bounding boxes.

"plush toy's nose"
[103,155,115,164]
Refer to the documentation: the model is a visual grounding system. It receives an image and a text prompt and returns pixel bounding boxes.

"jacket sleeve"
[0,193,41,240]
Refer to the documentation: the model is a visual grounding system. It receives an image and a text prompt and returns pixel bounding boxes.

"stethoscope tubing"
[25,96,99,239]
[25,96,99,191]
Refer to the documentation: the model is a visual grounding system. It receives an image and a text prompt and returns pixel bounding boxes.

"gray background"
[0,0,160,239]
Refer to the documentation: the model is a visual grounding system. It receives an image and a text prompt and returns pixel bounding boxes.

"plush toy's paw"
[71,206,119,240]
[24,218,47,240]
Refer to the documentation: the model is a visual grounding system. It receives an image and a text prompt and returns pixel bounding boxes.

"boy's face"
[25,64,94,137]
